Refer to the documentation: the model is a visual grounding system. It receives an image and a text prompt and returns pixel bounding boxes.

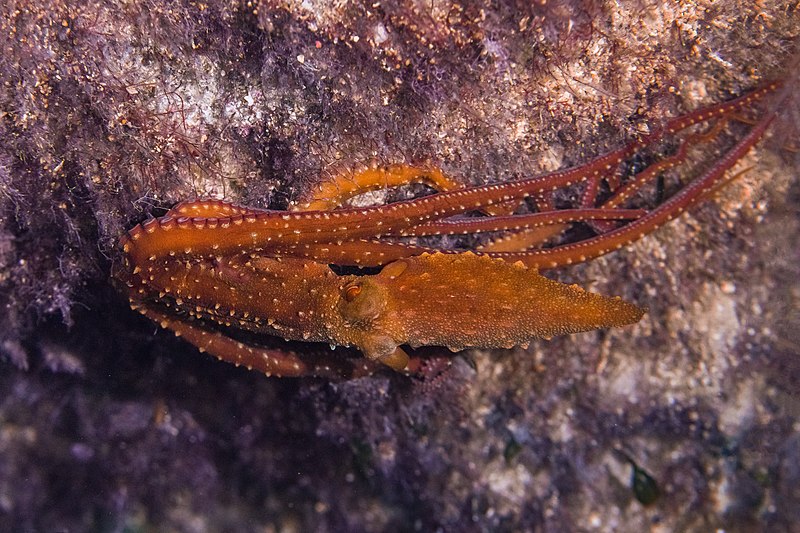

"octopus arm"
[121,81,778,266]
[490,104,779,270]
[131,304,380,379]
[397,208,646,237]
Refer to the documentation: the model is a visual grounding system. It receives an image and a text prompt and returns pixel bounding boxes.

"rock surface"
[0,1,798,530]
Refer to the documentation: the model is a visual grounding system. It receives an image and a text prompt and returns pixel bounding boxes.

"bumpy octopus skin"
[118,80,784,378]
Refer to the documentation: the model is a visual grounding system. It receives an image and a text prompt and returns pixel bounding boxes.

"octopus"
[118,80,784,379]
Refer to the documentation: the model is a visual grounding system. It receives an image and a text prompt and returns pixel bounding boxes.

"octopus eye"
[339,279,386,325]
[344,283,362,301]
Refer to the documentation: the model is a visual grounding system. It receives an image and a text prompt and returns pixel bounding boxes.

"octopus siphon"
[117,80,784,379]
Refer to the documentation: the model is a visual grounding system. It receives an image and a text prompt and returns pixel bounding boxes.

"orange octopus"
[118,80,783,379]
